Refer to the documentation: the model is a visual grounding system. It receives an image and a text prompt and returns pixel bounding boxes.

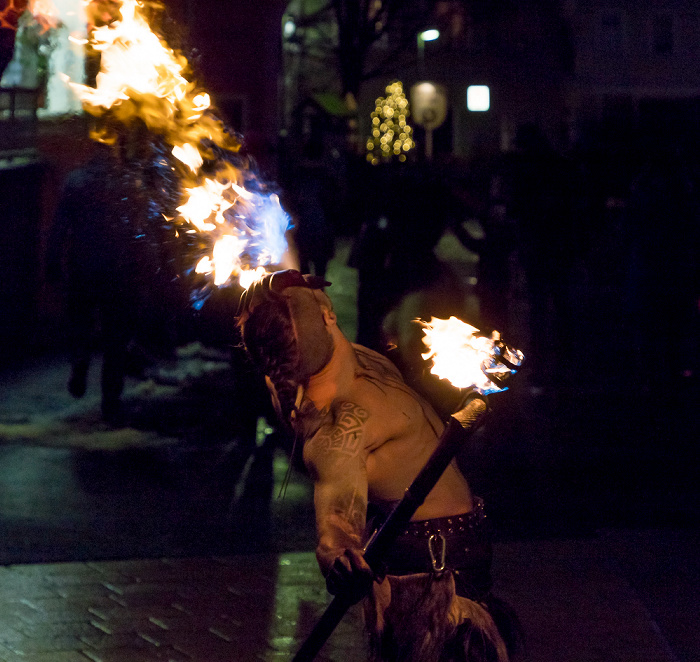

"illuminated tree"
[365,80,414,165]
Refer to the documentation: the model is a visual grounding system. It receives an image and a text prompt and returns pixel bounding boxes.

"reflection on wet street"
[0,324,320,567]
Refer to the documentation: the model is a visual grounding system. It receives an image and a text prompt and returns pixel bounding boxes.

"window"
[1,0,86,117]
[466,85,489,112]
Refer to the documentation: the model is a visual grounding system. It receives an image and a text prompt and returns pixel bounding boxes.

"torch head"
[479,333,525,393]
[419,317,525,398]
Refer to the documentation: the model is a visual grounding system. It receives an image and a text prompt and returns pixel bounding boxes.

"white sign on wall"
[410,82,448,130]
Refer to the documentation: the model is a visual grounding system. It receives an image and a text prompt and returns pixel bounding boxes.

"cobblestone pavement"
[0,533,696,662]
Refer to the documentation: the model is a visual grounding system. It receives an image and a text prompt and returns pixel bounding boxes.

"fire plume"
[65,0,290,294]
[420,317,524,395]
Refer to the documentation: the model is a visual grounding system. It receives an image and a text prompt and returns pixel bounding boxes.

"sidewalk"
[0,532,695,662]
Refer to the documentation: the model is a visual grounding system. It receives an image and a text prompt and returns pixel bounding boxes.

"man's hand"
[325,548,375,603]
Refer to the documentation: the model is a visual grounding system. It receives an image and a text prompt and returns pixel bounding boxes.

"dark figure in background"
[47,142,139,424]
[351,162,397,351]
[237,270,519,662]
[0,28,15,80]
[352,161,452,352]
[503,124,577,384]
[288,163,335,280]
[473,168,519,337]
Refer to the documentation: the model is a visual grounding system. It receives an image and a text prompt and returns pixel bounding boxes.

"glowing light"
[420,317,523,394]
[467,85,490,112]
[366,81,414,164]
[172,143,204,172]
[177,179,232,231]
[283,18,296,38]
[419,29,440,42]
[239,266,268,291]
[212,234,247,286]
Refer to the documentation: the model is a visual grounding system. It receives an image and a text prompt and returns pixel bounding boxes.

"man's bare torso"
[302,340,474,524]
[350,344,474,520]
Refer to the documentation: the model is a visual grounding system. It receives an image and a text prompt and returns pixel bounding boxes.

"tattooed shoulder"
[311,401,369,458]
[353,345,402,381]
[294,398,332,440]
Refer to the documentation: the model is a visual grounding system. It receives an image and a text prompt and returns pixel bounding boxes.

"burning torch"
[292,317,524,662]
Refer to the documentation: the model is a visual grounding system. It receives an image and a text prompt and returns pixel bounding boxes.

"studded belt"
[402,497,487,539]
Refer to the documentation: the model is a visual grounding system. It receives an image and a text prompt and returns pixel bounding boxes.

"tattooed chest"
[318,402,370,456]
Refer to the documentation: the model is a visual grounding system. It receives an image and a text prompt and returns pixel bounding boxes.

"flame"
[64,0,290,292]
[238,266,268,291]
[420,317,523,394]
[172,143,203,173]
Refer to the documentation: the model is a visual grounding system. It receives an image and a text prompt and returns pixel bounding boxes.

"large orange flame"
[65,0,290,292]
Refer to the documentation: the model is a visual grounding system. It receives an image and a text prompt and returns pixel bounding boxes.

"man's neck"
[305,328,357,410]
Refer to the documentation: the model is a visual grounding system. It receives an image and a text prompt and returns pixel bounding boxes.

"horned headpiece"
[236,269,331,325]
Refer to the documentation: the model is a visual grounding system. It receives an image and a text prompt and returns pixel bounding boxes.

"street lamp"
[420,29,440,41]
[417,28,440,77]
[410,81,447,160]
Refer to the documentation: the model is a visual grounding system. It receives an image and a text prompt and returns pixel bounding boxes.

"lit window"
[467,85,489,112]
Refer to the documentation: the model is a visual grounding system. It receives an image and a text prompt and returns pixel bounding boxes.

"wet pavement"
[0,241,698,661]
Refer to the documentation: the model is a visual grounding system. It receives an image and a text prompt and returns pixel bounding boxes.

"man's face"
[284,287,335,379]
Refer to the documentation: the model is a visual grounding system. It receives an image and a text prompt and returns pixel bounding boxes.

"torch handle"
[291,595,355,662]
[291,394,489,662]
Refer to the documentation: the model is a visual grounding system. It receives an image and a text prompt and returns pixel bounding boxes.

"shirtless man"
[238,270,516,662]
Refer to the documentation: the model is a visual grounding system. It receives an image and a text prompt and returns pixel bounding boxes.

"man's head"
[237,270,335,419]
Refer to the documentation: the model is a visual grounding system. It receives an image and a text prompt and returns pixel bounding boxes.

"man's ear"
[321,306,337,326]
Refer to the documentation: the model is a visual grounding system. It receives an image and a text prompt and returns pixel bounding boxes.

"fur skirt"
[364,571,511,662]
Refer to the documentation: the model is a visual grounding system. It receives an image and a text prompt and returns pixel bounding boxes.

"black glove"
[325,548,376,604]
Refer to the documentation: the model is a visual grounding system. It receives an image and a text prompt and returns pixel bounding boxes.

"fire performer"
[237,270,520,662]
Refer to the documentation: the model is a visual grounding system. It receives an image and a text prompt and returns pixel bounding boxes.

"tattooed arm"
[303,401,376,597]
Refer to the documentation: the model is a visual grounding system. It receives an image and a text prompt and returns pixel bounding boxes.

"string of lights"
[365,80,415,165]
